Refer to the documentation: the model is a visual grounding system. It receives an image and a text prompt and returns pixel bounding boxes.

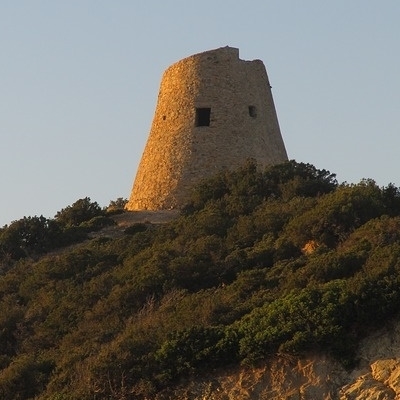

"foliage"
[0,198,113,266]
[0,216,62,261]
[237,281,356,364]
[107,197,128,214]
[55,197,103,227]
[1,160,400,399]
[183,159,337,215]
[124,222,149,235]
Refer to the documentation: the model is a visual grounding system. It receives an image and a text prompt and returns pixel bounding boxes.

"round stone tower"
[126,46,288,210]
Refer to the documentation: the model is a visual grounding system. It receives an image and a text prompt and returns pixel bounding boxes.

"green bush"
[55,197,103,227]
[1,160,400,398]
[124,222,148,235]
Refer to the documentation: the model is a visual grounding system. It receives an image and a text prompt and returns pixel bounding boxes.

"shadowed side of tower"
[126,47,288,211]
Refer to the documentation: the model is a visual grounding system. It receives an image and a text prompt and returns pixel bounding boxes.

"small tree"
[55,197,103,227]
[107,197,128,214]
[0,216,62,259]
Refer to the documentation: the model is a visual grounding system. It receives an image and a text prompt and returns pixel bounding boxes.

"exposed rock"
[153,319,400,400]
[153,355,346,400]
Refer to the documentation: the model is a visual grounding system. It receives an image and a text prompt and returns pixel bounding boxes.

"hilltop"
[1,160,400,399]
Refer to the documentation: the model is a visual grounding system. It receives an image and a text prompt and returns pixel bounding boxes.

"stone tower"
[126,46,288,210]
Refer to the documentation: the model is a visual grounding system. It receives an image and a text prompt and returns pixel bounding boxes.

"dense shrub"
[55,197,103,227]
[1,160,400,398]
[0,216,63,261]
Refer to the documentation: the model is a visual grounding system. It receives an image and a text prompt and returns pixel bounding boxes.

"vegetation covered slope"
[1,160,400,399]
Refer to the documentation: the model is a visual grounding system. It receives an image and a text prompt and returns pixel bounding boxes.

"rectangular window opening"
[249,106,257,118]
[195,107,211,127]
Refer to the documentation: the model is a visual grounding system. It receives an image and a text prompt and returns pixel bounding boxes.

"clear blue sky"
[1,1,399,226]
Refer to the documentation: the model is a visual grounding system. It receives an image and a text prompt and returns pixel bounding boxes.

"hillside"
[1,160,400,399]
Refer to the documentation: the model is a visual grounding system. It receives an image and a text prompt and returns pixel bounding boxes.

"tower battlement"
[126,47,288,210]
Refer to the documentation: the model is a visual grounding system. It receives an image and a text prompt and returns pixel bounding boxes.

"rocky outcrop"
[154,356,346,400]
[341,359,400,399]
[154,319,400,400]
[340,318,400,400]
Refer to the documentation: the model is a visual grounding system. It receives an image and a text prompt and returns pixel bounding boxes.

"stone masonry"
[126,46,288,210]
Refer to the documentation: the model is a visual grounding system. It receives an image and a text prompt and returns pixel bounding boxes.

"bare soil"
[88,210,180,240]
[112,210,180,226]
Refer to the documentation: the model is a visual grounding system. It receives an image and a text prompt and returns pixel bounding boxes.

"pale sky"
[1,1,399,226]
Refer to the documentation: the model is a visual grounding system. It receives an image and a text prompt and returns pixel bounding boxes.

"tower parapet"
[126,47,288,210]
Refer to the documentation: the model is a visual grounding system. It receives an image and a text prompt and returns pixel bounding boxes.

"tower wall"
[126,47,288,210]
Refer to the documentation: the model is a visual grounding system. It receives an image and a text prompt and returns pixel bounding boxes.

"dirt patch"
[112,210,180,226]
[88,210,180,240]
